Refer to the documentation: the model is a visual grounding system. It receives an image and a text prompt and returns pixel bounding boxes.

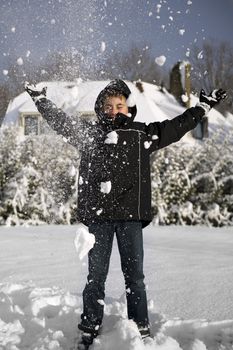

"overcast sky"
[0,0,233,82]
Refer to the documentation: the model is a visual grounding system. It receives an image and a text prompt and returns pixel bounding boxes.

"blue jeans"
[79,221,149,332]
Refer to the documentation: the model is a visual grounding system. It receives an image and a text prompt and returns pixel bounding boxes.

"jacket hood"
[94,79,137,129]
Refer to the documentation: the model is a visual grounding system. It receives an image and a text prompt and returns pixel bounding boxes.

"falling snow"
[197,50,204,59]
[16,57,23,65]
[100,181,112,194]
[186,48,191,57]
[181,94,189,103]
[105,131,119,145]
[155,55,166,66]
[156,4,162,13]
[144,141,152,149]
[101,41,106,52]
[0,0,231,86]
[74,223,95,260]
[179,29,185,35]
[79,176,84,185]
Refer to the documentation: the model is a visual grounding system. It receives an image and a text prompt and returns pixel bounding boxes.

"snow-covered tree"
[151,132,233,226]
[0,126,79,225]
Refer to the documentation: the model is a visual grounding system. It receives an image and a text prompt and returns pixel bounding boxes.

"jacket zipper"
[84,149,94,220]
[138,132,141,220]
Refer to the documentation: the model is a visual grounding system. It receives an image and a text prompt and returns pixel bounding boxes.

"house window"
[24,115,39,135]
[79,112,96,122]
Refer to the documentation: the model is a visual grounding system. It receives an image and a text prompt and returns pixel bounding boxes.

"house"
[2,80,186,135]
[2,80,233,143]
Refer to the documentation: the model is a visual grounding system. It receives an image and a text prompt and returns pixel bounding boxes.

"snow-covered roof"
[3,80,233,142]
[3,80,184,125]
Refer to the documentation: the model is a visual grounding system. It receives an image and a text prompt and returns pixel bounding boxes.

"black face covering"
[97,111,134,131]
[112,113,129,128]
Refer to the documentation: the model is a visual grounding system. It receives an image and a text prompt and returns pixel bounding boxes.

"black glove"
[200,88,227,108]
[25,82,47,100]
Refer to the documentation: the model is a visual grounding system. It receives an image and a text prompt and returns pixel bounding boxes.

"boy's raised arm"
[144,88,227,152]
[25,82,85,148]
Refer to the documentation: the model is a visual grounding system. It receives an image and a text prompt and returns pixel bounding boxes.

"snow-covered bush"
[1,126,233,226]
[151,146,192,225]
[151,133,233,226]
[0,126,79,225]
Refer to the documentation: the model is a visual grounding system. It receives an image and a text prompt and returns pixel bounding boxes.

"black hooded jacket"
[35,80,205,228]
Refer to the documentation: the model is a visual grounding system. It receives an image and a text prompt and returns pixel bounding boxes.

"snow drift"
[1,224,233,349]
[1,282,233,350]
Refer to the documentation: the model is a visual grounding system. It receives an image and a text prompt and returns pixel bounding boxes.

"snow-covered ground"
[1,224,233,350]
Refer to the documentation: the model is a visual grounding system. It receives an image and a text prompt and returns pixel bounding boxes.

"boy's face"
[103,95,129,119]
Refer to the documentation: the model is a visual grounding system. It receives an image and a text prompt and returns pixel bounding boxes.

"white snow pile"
[1,283,233,350]
[1,224,233,349]
[74,223,95,260]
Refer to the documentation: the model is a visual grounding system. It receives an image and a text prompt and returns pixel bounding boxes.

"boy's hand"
[25,82,47,100]
[200,89,227,108]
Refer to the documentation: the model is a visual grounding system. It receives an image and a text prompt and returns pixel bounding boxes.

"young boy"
[25,80,226,349]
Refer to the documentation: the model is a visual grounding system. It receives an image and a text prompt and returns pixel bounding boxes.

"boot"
[76,324,99,350]
[76,332,95,350]
[138,325,151,339]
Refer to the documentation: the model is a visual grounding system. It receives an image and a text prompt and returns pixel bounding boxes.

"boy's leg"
[78,221,114,334]
[115,221,150,330]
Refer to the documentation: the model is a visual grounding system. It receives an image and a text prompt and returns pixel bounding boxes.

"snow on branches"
[0,126,233,226]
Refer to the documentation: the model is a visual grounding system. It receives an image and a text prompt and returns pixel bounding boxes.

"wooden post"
[185,63,191,108]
